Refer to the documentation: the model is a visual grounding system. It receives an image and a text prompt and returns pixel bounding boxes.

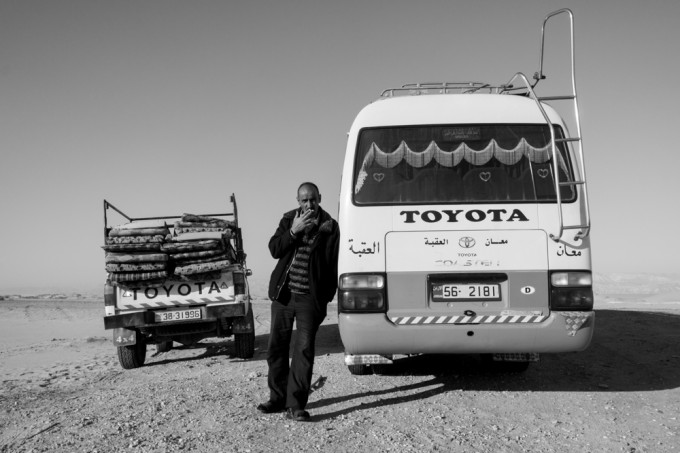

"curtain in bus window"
[523,161,575,201]
[353,125,575,204]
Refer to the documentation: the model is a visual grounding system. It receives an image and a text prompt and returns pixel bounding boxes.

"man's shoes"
[256,401,285,414]
[286,408,311,422]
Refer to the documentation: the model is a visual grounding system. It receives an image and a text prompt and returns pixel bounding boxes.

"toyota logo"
[459,237,476,248]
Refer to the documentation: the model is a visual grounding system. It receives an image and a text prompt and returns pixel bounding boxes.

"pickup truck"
[102,195,254,369]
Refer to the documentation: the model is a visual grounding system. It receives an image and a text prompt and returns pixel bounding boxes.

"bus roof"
[350,93,564,130]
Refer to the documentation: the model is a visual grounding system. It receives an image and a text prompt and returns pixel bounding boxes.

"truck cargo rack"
[103,193,247,265]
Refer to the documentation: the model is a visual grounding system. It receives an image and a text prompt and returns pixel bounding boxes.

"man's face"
[297,185,321,215]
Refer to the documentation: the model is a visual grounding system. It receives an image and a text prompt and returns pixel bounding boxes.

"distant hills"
[593,273,680,295]
[2,273,678,301]
[0,293,98,301]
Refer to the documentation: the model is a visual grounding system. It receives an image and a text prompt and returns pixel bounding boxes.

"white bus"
[337,9,593,374]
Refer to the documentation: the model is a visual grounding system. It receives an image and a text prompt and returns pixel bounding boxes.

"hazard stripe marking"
[119,297,236,309]
[390,315,548,325]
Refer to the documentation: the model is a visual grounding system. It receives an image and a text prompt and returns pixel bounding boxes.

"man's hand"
[291,209,315,235]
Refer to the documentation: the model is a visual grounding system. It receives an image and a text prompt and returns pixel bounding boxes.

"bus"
[337,9,593,374]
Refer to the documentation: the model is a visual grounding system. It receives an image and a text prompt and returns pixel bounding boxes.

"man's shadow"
[146,323,343,366]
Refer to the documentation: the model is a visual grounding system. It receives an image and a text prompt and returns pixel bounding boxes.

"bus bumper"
[339,311,594,355]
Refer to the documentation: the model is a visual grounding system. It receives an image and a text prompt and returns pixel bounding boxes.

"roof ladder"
[509,9,591,242]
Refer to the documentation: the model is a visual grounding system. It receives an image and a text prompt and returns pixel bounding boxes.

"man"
[257,182,340,421]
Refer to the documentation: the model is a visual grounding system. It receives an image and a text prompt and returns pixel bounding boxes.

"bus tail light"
[339,273,386,313]
[550,271,593,311]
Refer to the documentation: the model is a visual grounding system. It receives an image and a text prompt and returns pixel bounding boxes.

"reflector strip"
[390,314,547,325]
[559,311,592,336]
[119,296,233,309]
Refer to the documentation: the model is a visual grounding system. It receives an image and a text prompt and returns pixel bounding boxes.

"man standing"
[257,182,340,421]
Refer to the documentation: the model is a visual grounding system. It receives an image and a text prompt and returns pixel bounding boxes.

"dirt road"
[1,298,679,452]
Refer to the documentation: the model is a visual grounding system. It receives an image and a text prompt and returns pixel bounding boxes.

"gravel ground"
[1,299,679,452]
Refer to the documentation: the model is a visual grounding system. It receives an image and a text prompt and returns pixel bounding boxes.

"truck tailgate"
[115,269,242,310]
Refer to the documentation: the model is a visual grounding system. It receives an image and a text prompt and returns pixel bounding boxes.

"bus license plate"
[155,308,202,323]
[433,283,501,301]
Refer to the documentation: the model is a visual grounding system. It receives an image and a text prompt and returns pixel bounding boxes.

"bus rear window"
[353,124,576,205]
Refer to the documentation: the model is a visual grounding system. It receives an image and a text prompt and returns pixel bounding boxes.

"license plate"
[432,283,501,301]
[155,308,202,322]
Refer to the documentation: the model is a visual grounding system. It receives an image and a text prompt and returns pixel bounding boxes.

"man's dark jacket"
[268,206,340,311]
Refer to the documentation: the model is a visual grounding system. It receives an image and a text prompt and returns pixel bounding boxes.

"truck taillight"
[549,271,593,311]
[233,271,245,295]
[338,273,386,313]
[104,281,117,316]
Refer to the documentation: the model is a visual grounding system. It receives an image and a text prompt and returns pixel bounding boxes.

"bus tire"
[371,364,389,375]
[347,364,370,375]
[117,336,146,369]
[502,361,531,373]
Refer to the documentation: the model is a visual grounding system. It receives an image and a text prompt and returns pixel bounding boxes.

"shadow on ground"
[146,310,680,396]
[144,323,343,367]
[308,310,680,420]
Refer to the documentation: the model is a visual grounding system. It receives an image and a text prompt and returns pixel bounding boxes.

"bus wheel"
[501,361,531,373]
[371,364,390,375]
[117,336,146,369]
[347,364,370,375]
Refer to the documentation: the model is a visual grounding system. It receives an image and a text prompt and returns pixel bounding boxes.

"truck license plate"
[155,308,202,322]
[432,283,501,301]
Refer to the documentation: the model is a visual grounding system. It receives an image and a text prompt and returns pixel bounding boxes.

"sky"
[1,0,679,294]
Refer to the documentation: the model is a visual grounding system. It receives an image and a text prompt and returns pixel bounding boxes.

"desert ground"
[1,274,679,453]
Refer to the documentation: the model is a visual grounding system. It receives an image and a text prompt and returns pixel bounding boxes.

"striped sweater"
[288,232,318,294]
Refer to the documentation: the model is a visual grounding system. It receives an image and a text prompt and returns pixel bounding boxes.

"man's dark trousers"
[267,292,323,410]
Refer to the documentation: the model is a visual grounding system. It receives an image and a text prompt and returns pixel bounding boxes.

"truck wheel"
[117,336,146,369]
[347,364,370,375]
[156,341,173,353]
[234,306,255,359]
[234,332,254,359]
